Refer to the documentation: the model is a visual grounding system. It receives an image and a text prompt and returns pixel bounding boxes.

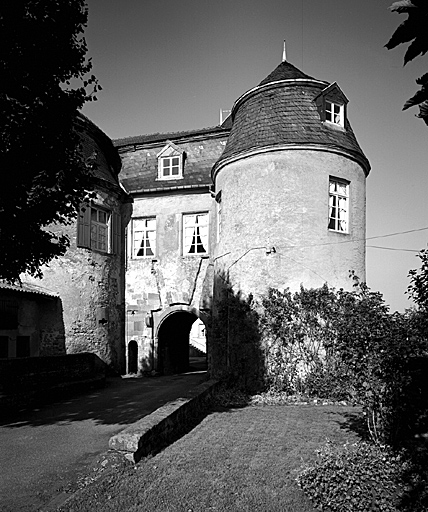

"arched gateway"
[154,305,208,375]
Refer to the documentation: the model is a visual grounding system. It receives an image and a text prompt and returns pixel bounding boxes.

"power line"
[281,226,428,250]
[367,245,420,253]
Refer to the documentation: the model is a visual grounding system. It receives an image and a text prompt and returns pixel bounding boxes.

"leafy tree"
[385,0,428,125]
[0,0,101,282]
[408,246,428,311]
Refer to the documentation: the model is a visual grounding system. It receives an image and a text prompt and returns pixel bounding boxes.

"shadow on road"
[0,372,207,429]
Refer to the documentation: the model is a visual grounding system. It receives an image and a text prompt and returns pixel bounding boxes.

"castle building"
[22,114,132,373]
[115,59,370,378]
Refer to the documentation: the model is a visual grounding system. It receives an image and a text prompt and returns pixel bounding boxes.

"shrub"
[297,441,407,512]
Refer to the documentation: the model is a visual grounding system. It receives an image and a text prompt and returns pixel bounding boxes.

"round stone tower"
[211,60,370,298]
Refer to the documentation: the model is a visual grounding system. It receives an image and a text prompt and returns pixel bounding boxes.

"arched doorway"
[156,309,207,375]
[127,340,138,374]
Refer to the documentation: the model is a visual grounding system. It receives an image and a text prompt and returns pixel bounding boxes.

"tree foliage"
[259,274,427,446]
[385,0,428,125]
[0,0,101,281]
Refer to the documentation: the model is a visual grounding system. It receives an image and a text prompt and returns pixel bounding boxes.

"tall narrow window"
[90,207,109,252]
[183,213,209,255]
[77,203,121,254]
[216,191,222,241]
[328,179,349,233]
[325,101,344,126]
[133,218,156,257]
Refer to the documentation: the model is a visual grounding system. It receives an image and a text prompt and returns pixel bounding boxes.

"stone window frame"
[77,202,121,254]
[182,212,209,256]
[328,177,349,234]
[157,141,184,181]
[132,217,157,258]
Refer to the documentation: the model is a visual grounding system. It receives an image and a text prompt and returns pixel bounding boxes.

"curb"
[108,378,221,463]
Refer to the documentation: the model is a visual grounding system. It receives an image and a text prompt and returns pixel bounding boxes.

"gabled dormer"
[314,82,349,129]
[156,140,185,180]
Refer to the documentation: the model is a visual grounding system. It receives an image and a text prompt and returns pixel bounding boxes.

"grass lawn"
[58,404,362,512]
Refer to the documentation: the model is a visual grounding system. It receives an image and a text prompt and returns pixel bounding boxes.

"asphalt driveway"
[0,372,207,512]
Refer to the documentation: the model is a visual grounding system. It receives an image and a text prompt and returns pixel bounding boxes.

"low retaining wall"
[109,379,221,463]
[0,352,107,408]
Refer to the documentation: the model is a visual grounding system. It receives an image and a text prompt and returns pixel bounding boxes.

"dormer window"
[157,141,184,180]
[314,82,348,130]
[325,101,344,127]
[161,156,181,178]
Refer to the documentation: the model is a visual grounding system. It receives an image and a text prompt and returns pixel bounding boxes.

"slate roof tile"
[214,65,370,175]
[119,134,229,193]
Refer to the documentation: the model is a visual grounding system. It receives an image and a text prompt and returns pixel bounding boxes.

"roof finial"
[282,40,287,62]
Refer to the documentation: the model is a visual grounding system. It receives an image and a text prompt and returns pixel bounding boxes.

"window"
[160,156,181,178]
[314,83,348,128]
[328,179,349,233]
[216,191,222,241]
[183,213,209,255]
[325,101,344,126]
[90,207,109,252]
[157,141,184,180]
[132,218,156,257]
[77,203,121,254]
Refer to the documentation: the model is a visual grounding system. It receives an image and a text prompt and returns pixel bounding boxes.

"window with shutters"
[183,213,209,255]
[132,218,156,257]
[77,203,121,254]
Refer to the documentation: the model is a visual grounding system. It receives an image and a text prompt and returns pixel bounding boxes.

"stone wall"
[211,148,367,385]
[213,149,366,297]
[0,290,65,358]
[24,192,132,373]
[0,352,106,407]
[125,191,214,372]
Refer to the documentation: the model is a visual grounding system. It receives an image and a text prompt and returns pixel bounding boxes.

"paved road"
[0,372,207,512]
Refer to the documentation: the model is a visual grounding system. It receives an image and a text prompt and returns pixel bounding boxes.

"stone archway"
[127,340,138,374]
[155,306,207,375]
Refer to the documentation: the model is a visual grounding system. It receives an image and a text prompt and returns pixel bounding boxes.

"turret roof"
[212,61,370,178]
[258,60,315,84]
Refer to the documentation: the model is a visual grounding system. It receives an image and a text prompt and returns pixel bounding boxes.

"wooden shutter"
[77,203,91,248]
[111,211,121,255]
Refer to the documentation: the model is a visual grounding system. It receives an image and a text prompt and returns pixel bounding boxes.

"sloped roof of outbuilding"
[0,281,58,298]
[212,61,370,178]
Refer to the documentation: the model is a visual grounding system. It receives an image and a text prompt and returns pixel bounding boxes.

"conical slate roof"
[258,60,315,84]
[212,61,370,178]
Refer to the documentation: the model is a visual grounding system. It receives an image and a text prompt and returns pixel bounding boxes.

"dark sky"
[82,0,428,312]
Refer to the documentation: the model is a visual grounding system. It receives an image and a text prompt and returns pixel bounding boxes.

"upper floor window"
[314,82,348,129]
[77,203,121,254]
[325,101,344,127]
[157,140,184,180]
[133,218,156,257]
[160,156,181,178]
[216,191,222,241]
[90,207,109,252]
[183,213,209,255]
[328,179,349,233]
